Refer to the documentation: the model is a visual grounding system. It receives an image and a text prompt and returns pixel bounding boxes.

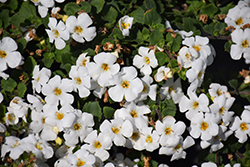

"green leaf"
[142,27,150,41]
[53,70,66,78]
[17,82,27,98]
[131,7,144,24]
[220,2,234,14]
[113,27,124,40]
[160,99,176,118]
[64,2,81,15]
[155,52,168,66]
[183,17,200,32]
[214,22,226,31]
[144,0,156,10]
[204,22,215,35]
[178,68,187,80]
[23,56,37,75]
[150,160,158,167]
[144,9,162,26]
[0,9,10,28]
[1,78,17,92]
[200,3,218,17]
[7,0,18,11]
[149,30,163,45]
[61,53,73,65]
[187,1,204,12]
[82,101,102,121]
[103,106,115,119]
[171,34,182,52]
[91,0,105,14]
[102,6,118,24]
[81,1,92,13]
[0,104,6,122]
[83,48,95,56]
[44,52,55,68]
[228,79,238,90]
[224,41,232,53]
[17,38,27,52]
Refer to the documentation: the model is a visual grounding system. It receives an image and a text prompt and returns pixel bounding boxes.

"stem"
[235,152,245,161]
[230,90,250,95]
[165,49,176,60]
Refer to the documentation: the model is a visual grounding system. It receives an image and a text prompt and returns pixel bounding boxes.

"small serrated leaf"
[1,78,17,92]
[103,106,115,119]
[149,30,163,45]
[131,7,144,24]
[17,82,27,98]
[82,101,102,121]
[144,9,162,26]
[91,0,105,14]
[155,52,168,66]
[64,2,81,15]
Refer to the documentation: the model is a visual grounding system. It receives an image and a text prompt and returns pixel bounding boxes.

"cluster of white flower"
[226,0,250,63]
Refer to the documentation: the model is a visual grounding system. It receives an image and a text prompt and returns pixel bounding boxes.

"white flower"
[154,66,173,82]
[133,46,158,75]
[0,92,3,103]
[177,46,198,68]
[230,109,250,143]
[189,113,219,141]
[83,130,112,161]
[108,66,143,102]
[76,52,90,67]
[200,162,217,167]
[69,65,91,98]
[32,65,51,93]
[179,91,209,120]
[45,17,69,50]
[225,163,241,167]
[0,37,22,71]
[225,6,250,29]
[8,96,29,122]
[230,28,250,62]
[42,75,73,106]
[156,116,186,147]
[66,13,96,43]
[119,15,133,36]
[0,71,9,79]
[87,52,120,87]
[159,136,194,161]
[66,148,96,167]
[160,77,184,104]
[208,83,230,100]
[136,75,157,101]
[238,0,250,8]
[166,20,193,39]
[113,153,134,167]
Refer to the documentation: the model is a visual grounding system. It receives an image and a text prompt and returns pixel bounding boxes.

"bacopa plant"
[1,0,250,167]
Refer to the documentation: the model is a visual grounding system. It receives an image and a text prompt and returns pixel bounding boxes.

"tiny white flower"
[66,148,96,167]
[133,46,158,75]
[208,83,230,100]
[225,6,250,29]
[154,66,173,82]
[136,75,157,101]
[32,65,51,93]
[166,20,193,39]
[76,52,90,67]
[119,15,133,36]
[177,46,198,68]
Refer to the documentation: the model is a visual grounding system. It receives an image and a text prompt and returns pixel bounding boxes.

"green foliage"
[91,0,105,13]
[159,99,176,118]
[155,52,169,66]
[149,30,164,45]
[23,56,37,75]
[0,9,10,28]
[200,3,218,17]
[82,101,102,121]
[1,78,17,92]
[64,2,81,15]
[144,9,162,26]
[81,1,92,13]
[102,6,118,24]
[228,79,238,91]
[131,7,144,24]
[103,106,115,119]
[17,82,27,98]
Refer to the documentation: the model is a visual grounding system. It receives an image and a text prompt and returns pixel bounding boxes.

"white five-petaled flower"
[133,46,158,75]
[230,28,250,63]
[66,148,96,167]
[0,37,22,72]
[230,109,250,143]
[42,75,73,106]
[87,52,120,87]
[76,52,90,68]
[119,15,133,36]
[108,66,143,102]
[66,13,96,43]
[136,75,157,101]
[177,46,198,68]
[154,66,173,82]
[208,83,230,101]
[32,65,51,93]
[45,17,69,50]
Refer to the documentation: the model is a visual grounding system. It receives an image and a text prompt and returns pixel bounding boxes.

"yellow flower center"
[35,77,40,82]
[169,86,174,93]
[193,45,201,52]
[54,87,62,96]
[76,159,85,166]
[145,56,150,64]
[240,123,248,131]
[121,80,130,89]
[75,77,82,84]
[42,117,46,124]
[131,132,140,141]
[130,110,138,118]
[13,140,20,148]
[101,63,109,71]
[192,101,199,109]
[121,22,130,29]
[235,17,243,25]
[165,127,173,135]
[174,144,182,152]
[185,53,191,60]
[216,89,222,96]
[142,85,148,93]
[74,26,83,34]
[219,107,225,115]
[8,113,15,121]
[56,112,64,120]
[12,98,19,104]
[52,29,59,38]
[145,135,153,143]
[35,142,43,150]
[81,59,87,66]
[94,141,102,148]
[201,122,209,131]
[241,40,249,48]
[111,126,120,134]
[74,123,81,130]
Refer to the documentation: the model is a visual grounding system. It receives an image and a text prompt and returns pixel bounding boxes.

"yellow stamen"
[75,77,82,84]
[121,80,130,88]
[192,101,199,109]
[121,22,128,29]
[145,56,150,64]
[219,107,225,115]
[131,132,140,141]
[54,87,62,95]
[165,127,173,135]
[94,141,102,148]
[52,29,59,38]
[201,122,209,131]
[145,135,153,143]
[130,110,138,118]
[235,17,243,25]
[56,112,64,120]
[76,159,85,166]
[74,123,81,130]
[241,40,249,48]
[42,117,46,124]
[169,86,174,93]
[174,144,182,152]
[142,85,148,93]
[74,26,83,34]
[193,45,201,52]
[240,123,248,131]
[81,59,87,66]
[101,63,109,71]
[216,90,222,96]
[8,113,15,121]
[111,127,120,134]
[35,142,43,150]
[185,53,191,60]
[13,140,20,148]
